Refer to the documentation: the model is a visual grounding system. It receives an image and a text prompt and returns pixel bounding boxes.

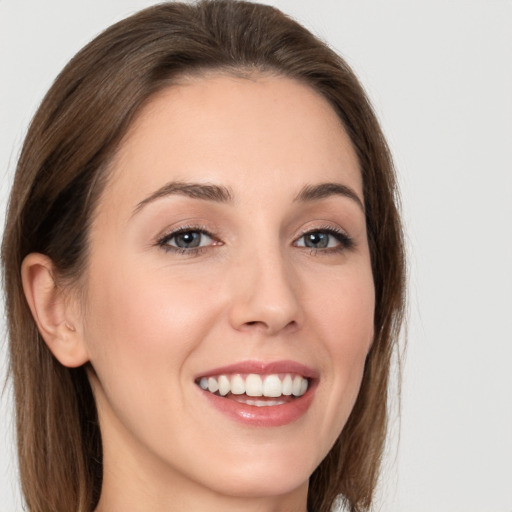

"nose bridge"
[229,241,302,334]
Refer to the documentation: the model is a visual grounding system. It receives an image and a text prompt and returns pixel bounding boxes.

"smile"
[195,361,317,426]
[197,373,309,404]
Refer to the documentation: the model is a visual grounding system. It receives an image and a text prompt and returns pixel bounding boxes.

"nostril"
[240,319,299,334]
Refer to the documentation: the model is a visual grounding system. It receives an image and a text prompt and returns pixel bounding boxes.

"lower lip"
[198,383,317,427]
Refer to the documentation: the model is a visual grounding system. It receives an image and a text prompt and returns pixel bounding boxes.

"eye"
[157,227,217,253]
[295,228,353,252]
[170,231,210,249]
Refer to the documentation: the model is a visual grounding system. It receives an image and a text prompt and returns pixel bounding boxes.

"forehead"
[104,73,362,209]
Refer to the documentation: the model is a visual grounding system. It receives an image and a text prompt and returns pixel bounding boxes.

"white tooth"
[263,374,283,397]
[199,377,208,390]
[231,375,245,395]
[218,375,230,396]
[282,374,293,395]
[299,378,308,396]
[245,374,263,396]
[292,376,303,396]
[245,398,286,407]
[208,376,219,393]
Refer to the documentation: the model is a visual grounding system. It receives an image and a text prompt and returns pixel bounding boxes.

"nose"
[228,248,303,336]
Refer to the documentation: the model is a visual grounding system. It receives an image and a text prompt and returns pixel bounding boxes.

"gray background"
[1,1,511,511]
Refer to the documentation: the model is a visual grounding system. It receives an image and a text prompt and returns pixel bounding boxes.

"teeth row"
[199,373,309,398]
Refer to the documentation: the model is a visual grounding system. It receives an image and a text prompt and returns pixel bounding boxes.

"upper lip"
[196,360,319,380]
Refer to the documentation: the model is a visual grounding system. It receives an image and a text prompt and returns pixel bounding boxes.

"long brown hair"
[1,2,405,511]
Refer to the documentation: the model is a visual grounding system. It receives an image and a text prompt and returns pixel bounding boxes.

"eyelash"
[295,226,354,255]
[156,225,354,256]
[156,225,216,255]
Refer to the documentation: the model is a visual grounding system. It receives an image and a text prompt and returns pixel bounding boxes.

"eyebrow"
[294,182,365,212]
[133,181,233,215]
[132,180,364,216]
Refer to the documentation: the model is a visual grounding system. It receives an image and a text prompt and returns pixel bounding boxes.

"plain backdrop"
[1,1,511,511]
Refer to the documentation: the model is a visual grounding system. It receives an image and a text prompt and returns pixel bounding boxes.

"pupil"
[176,232,200,248]
[306,232,328,248]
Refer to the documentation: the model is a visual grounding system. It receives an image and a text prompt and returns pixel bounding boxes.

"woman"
[1,1,405,511]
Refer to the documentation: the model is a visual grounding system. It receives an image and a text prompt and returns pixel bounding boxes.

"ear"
[21,253,89,368]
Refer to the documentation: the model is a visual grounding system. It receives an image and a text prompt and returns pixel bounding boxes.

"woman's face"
[80,74,375,507]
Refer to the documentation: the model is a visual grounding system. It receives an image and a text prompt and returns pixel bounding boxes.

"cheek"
[309,261,375,354]
[307,262,375,426]
[82,257,221,386]
[81,258,228,449]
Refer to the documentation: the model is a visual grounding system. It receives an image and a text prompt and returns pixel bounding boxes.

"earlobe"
[21,253,89,368]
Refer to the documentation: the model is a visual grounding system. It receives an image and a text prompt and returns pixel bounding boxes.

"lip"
[196,360,318,427]
[195,360,319,380]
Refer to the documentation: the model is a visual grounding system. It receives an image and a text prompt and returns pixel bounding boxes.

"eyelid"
[293,224,354,251]
[153,221,354,255]
[156,224,221,254]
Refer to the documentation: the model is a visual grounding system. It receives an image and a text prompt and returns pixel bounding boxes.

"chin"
[192,444,318,500]
[206,467,310,500]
